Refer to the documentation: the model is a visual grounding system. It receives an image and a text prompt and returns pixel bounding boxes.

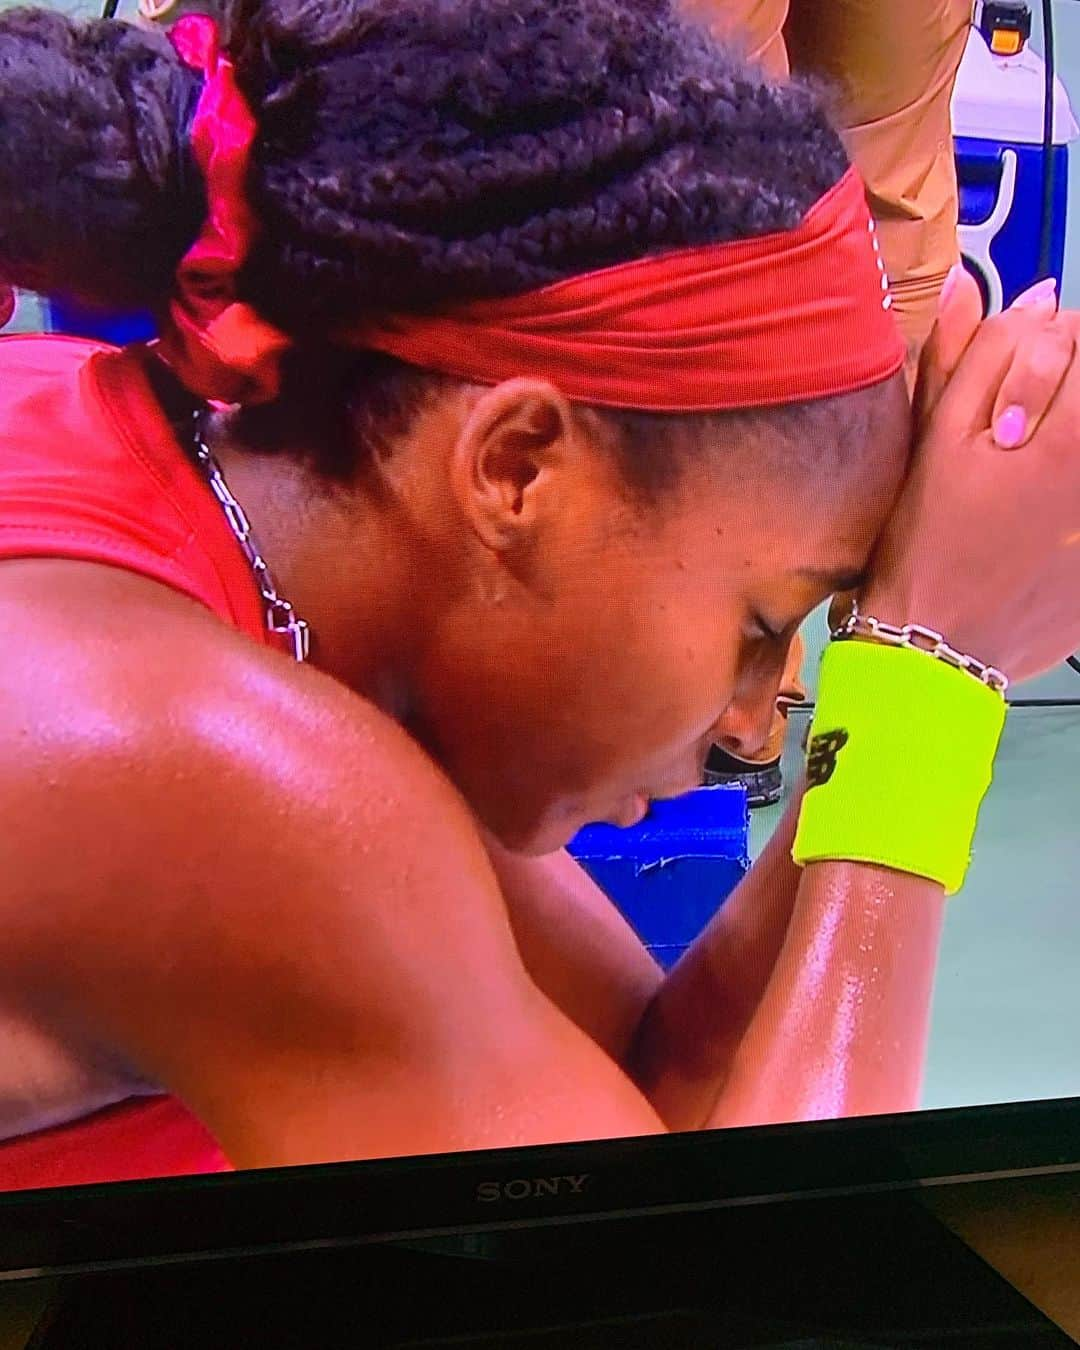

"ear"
[450,378,579,552]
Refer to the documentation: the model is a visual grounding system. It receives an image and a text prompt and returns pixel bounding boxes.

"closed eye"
[752,613,784,644]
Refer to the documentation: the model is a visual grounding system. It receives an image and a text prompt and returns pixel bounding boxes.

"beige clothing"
[694,0,973,371]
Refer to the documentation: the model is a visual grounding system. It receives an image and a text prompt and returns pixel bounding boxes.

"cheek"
[587,580,743,748]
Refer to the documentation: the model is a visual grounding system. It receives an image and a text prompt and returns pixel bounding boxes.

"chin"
[476,796,586,858]
[492,818,576,858]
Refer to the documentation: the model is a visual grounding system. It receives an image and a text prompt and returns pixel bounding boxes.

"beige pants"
[686,0,974,764]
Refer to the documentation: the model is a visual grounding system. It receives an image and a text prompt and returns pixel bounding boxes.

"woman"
[0,0,1077,1190]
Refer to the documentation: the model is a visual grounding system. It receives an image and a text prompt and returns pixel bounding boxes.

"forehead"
[742,375,911,488]
[670,374,911,573]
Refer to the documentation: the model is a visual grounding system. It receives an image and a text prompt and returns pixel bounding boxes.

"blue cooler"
[46,299,156,346]
[952,19,1079,313]
[568,785,750,972]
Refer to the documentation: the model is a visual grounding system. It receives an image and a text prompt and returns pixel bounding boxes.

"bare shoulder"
[0,561,664,1161]
[0,558,480,828]
[0,559,517,1011]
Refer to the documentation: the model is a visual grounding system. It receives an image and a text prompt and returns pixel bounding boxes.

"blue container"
[46,300,156,346]
[952,25,1079,313]
[567,785,750,971]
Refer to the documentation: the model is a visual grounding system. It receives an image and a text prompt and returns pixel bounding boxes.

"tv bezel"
[1,1095,1077,1281]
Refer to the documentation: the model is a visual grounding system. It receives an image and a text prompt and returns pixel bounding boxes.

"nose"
[709,677,783,763]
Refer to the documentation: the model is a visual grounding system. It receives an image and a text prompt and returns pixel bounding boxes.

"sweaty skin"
[0,560,937,1162]
[0,293,1072,1167]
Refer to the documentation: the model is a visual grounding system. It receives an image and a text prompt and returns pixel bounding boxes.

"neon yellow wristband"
[791,640,1008,896]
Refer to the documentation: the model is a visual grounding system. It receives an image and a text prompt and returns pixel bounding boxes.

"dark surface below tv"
[14,1185,1078,1346]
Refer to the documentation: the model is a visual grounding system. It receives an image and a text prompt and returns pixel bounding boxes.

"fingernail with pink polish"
[994,405,1027,448]
[1012,277,1058,310]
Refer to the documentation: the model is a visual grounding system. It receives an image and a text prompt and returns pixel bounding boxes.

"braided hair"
[0,0,855,488]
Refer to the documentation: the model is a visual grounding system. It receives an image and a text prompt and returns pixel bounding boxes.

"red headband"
[164,16,905,411]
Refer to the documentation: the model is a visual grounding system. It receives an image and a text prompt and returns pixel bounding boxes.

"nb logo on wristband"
[806,729,849,788]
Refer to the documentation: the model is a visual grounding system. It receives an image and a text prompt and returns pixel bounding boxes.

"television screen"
[1,0,1079,1282]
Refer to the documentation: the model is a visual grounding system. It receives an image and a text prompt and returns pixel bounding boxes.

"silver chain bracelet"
[831,601,1009,697]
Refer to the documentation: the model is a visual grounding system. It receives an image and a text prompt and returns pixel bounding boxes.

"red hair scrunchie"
[162,15,291,405]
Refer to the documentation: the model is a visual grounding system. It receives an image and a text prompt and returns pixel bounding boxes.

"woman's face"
[406,375,912,855]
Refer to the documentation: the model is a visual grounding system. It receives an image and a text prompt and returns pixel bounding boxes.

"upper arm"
[0,595,665,1166]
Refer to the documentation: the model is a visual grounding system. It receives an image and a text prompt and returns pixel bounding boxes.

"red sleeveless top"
[0,335,276,1191]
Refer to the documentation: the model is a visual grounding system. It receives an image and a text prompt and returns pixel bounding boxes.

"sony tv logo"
[475,1174,591,1203]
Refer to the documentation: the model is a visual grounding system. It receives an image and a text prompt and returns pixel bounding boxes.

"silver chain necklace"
[190,409,311,663]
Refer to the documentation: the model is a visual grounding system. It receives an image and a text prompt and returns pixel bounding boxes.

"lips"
[611,794,650,828]
[606,778,701,829]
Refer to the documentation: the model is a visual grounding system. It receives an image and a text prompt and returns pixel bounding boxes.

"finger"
[1010,277,1059,311]
[929,304,1074,441]
[913,265,985,429]
[991,321,1078,449]
[915,274,1058,433]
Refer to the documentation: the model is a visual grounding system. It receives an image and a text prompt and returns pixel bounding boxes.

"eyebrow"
[795,566,869,593]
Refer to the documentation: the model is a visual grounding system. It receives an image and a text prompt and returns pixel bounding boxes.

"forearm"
[703,858,944,1128]
[626,782,807,1127]
[629,779,946,1130]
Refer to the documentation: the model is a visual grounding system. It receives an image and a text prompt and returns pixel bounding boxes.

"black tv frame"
[1,1095,1077,1282]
